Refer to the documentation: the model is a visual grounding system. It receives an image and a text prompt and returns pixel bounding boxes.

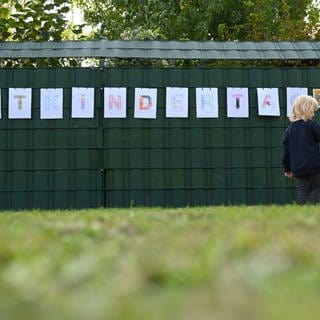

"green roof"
[0,40,320,60]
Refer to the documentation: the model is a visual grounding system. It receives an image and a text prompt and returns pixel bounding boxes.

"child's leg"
[309,172,320,204]
[296,175,311,205]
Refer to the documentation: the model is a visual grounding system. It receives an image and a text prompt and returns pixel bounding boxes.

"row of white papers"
[0,87,317,119]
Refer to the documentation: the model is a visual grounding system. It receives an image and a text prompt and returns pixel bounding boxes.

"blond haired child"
[282,95,320,204]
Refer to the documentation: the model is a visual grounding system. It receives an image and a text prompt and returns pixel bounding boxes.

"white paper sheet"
[72,87,94,118]
[104,87,127,118]
[286,87,308,116]
[257,88,280,116]
[313,89,320,106]
[9,88,32,119]
[134,88,157,119]
[166,87,188,118]
[40,88,63,119]
[196,88,218,118]
[227,87,249,118]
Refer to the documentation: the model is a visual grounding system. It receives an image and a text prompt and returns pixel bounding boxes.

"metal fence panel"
[1,67,318,209]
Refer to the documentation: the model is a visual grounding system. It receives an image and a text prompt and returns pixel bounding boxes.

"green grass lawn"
[0,205,320,320]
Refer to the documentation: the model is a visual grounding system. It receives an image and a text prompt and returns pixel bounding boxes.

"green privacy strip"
[1,67,316,209]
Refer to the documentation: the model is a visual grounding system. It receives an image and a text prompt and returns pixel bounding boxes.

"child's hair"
[289,95,319,122]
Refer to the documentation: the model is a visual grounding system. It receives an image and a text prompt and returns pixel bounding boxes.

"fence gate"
[1,66,318,210]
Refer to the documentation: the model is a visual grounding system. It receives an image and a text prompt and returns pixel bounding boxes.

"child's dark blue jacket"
[282,119,320,177]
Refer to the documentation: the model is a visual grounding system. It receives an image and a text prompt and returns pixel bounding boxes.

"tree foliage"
[74,0,320,41]
[71,0,320,67]
[0,0,83,67]
[1,0,320,67]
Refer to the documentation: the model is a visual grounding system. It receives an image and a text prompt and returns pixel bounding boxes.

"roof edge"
[0,40,319,60]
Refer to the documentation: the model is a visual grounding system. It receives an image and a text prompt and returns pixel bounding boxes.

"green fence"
[1,67,318,210]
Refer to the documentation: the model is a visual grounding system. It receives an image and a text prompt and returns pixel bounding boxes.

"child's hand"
[284,171,293,178]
